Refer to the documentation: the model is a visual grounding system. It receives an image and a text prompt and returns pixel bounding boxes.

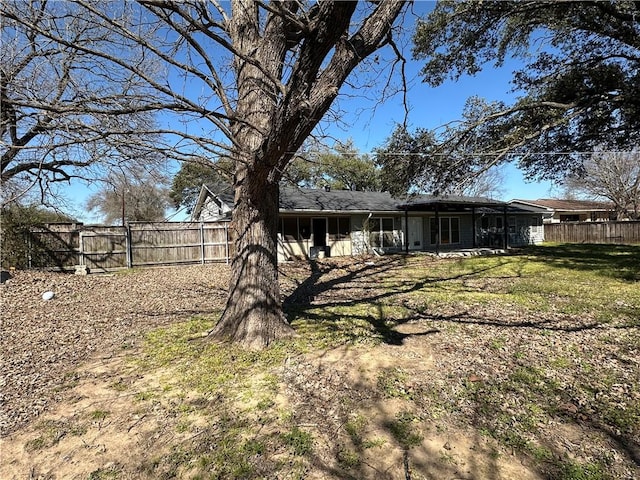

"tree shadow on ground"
[279,252,640,478]
[518,243,640,281]
[282,255,510,345]
[276,344,513,480]
[281,250,630,346]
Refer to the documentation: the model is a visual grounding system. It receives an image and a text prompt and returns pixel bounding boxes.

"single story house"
[192,185,545,261]
[510,198,616,223]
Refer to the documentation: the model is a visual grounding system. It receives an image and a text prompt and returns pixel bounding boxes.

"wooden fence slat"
[544,221,640,244]
[28,221,233,271]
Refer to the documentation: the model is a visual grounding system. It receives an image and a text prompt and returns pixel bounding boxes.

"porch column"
[435,203,440,255]
[503,205,508,249]
[404,208,409,254]
[472,207,477,248]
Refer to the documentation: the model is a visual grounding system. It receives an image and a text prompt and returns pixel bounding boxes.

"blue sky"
[64,1,557,223]
[314,3,557,208]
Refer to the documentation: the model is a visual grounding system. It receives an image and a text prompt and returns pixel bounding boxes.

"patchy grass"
[149,245,639,478]
[280,425,314,456]
[377,367,414,400]
[281,244,639,478]
[386,411,424,450]
[24,419,86,452]
[8,244,639,480]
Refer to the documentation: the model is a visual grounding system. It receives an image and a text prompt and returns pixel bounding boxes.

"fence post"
[79,230,85,266]
[200,222,206,265]
[225,223,230,264]
[125,224,133,269]
[27,232,32,269]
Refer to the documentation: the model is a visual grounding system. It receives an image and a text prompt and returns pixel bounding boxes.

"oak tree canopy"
[411,0,640,183]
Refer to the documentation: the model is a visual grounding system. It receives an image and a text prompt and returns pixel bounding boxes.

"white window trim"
[369,217,396,248]
[430,216,461,245]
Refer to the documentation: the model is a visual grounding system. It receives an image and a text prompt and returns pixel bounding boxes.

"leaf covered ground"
[1,244,639,479]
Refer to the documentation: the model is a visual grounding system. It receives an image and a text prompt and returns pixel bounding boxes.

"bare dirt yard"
[1,248,639,480]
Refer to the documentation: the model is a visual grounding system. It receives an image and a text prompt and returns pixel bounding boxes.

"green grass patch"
[336,446,361,469]
[377,367,414,400]
[386,411,424,449]
[126,244,639,478]
[557,459,612,480]
[344,414,368,446]
[134,317,320,478]
[280,425,314,456]
[289,303,406,348]
[88,466,120,480]
[395,245,640,326]
[89,409,110,421]
[25,419,86,452]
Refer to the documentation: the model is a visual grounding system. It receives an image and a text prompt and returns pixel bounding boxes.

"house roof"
[511,198,614,212]
[192,184,538,220]
[400,194,505,212]
[191,183,234,220]
[279,187,399,213]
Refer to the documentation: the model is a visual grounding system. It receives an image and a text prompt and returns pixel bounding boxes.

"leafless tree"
[3,0,410,347]
[565,150,640,220]
[86,166,171,225]
[0,1,171,207]
[445,165,506,199]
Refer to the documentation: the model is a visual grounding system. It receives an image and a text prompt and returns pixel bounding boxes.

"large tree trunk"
[209,0,406,348]
[208,0,294,348]
[210,176,294,349]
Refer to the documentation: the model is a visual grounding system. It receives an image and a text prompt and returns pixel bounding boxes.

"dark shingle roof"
[200,184,524,216]
[200,183,234,208]
[513,198,614,211]
[279,187,399,212]
[400,194,504,210]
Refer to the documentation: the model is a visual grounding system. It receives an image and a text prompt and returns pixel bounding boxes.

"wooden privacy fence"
[544,221,640,245]
[28,221,232,272]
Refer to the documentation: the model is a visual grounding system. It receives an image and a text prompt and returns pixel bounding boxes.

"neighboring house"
[192,183,234,221]
[510,199,616,223]
[192,185,545,261]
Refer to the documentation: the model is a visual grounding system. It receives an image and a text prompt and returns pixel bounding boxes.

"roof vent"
[324,185,331,192]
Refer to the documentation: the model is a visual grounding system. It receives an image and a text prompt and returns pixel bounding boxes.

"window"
[328,217,350,240]
[430,217,460,244]
[531,215,542,233]
[280,217,311,241]
[369,217,395,247]
[282,217,298,241]
[451,218,460,244]
[299,217,311,239]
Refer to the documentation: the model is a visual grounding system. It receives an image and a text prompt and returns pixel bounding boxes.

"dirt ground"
[1,265,229,437]
[0,259,637,479]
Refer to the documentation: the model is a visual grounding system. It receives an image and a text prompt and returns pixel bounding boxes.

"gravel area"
[0,265,230,436]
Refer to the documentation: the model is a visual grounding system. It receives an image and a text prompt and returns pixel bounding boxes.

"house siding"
[275,211,542,260]
[194,187,545,261]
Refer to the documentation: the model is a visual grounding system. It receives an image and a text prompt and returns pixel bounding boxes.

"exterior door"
[408,217,423,250]
[312,218,327,247]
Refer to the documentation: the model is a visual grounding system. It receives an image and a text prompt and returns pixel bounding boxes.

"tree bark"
[209,0,407,348]
[209,0,294,348]
[210,177,294,349]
